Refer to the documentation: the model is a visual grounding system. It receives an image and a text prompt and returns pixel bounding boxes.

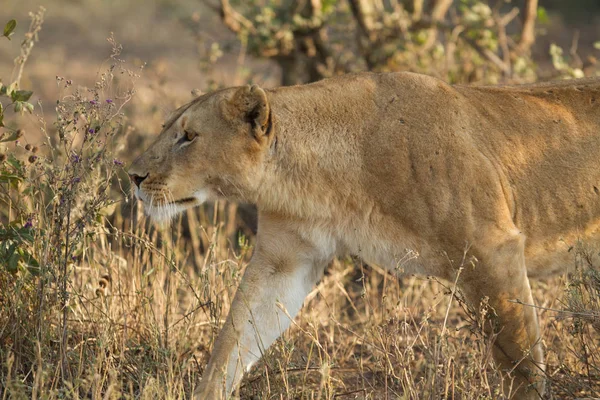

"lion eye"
[178,130,197,145]
[185,130,197,141]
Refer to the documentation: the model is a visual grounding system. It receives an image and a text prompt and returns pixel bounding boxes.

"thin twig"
[509,299,600,319]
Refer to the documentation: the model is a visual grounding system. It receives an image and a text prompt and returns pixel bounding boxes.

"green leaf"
[0,130,23,143]
[4,82,16,96]
[19,229,34,242]
[321,0,335,14]
[14,101,22,113]
[25,255,40,275]
[0,173,23,183]
[536,7,548,25]
[7,153,23,171]
[11,90,33,102]
[3,20,16,40]
[5,241,16,255]
[7,251,20,272]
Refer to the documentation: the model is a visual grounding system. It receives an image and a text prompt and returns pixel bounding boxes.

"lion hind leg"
[461,231,545,399]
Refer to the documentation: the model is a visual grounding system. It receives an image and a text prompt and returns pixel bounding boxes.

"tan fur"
[128,72,600,399]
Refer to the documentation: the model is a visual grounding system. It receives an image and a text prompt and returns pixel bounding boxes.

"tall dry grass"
[0,5,599,400]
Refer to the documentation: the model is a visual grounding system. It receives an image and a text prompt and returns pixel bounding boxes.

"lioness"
[128,72,600,399]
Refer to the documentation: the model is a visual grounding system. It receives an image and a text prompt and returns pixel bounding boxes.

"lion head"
[127,85,273,222]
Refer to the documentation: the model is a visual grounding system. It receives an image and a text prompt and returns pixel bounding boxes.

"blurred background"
[2,0,600,131]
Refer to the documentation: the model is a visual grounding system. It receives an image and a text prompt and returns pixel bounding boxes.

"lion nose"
[129,173,148,188]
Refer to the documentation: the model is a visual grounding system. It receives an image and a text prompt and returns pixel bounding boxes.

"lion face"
[128,85,273,222]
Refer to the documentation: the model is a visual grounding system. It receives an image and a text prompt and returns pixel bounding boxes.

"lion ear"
[222,85,270,141]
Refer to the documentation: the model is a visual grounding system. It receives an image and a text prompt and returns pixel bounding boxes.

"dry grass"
[1,2,599,399]
[3,199,599,399]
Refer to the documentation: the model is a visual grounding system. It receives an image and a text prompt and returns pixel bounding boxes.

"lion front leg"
[461,231,545,400]
[194,220,330,399]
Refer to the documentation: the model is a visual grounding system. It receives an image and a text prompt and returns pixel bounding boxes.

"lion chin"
[135,188,211,224]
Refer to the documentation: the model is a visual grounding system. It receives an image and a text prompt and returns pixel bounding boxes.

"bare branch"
[517,0,537,54]
[420,0,452,52]
[209,0,255,34]
[348,0,377,41]
[412,0,424,20]
[429,0,452,22]
[276,56,300,86]
[292,0,325,34]
[463,34,511,75]
[499,6,520,27]
[495,12,511,77]
[409,17,511,75]
[296,0,343,81]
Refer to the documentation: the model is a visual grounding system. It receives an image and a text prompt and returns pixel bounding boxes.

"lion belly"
[524,221,600,277]
[301,218,450,278]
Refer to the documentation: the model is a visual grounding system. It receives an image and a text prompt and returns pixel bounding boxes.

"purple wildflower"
[71,153,82,163]
[89,100,98,105]
[88,128,95,134]
[24,219,33,229]
[113,159,124,166]
[106,99,113,104]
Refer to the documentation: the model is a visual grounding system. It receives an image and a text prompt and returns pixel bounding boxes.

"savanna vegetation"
[0,0,599,398]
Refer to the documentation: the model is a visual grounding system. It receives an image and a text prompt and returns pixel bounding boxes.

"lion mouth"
[134,188,197,206]
[136,189,211,224]
[173,197,197,204]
